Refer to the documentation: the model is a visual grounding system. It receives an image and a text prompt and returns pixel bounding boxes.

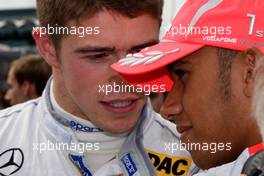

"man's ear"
[21,81,37,98]
[21,81,31,97]
[243,48,263,97]
[33,31,59,68]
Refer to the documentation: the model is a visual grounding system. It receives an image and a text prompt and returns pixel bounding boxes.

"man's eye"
[129,48,143,54]
[172,69,188,79]
[84,52,113,62]
[90,53,110,59]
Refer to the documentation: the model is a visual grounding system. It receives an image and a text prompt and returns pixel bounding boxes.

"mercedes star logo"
[0,148,24,176]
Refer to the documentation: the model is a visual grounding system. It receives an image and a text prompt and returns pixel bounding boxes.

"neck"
[52,74,88,120]
[246,124,263,148]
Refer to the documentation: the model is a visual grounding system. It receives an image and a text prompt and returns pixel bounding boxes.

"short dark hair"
[37,0,163,48]
[216,48,240,101]
[10,54,51,96]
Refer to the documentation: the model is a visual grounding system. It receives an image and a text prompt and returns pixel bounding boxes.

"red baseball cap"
[112,0,264,92]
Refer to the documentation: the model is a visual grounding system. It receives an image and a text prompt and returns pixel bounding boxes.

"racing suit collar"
[49,80,104,133]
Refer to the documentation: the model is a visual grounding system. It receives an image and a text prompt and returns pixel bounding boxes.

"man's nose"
[116,51,127,61]
[160,83,183,122]
[4,90,11,102]
[108,51,131,85]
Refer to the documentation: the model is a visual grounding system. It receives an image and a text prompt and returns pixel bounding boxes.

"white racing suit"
[0,79,199,176]
[194,143,264,176]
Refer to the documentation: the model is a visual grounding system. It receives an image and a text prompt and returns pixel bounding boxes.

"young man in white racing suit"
[0,0,199,175]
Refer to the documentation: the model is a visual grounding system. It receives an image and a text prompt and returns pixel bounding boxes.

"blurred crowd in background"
[0,8,52,109]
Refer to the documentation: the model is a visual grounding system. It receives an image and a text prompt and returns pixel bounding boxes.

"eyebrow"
[168,60,190,70]
[173,60,190,66]
[129,40,159,52]
[74,46,115,54]
[73,40,159,54]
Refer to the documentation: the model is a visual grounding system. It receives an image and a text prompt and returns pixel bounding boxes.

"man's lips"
[100,97,139,113]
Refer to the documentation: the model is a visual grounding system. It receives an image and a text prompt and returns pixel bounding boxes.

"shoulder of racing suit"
[0,98,40,119]
[0,95,89,176]
[0,98,41,142]
[193,143,264,176]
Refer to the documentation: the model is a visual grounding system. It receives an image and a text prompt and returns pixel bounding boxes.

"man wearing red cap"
[112,0,264,175]
[0,0,202,176]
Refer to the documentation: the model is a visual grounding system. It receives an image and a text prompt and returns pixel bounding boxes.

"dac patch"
[145,149,192,176]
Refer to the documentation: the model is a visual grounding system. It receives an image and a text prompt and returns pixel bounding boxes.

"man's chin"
[101,119,138,134]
